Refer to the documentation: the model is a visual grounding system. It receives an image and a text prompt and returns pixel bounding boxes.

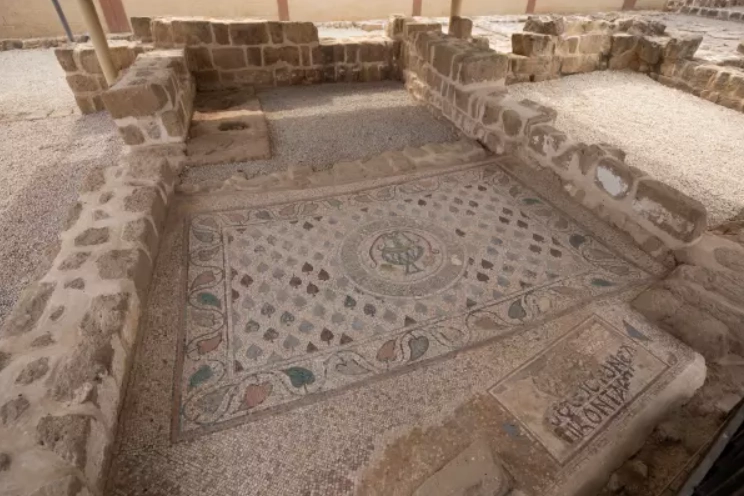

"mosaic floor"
[175,164,650,439]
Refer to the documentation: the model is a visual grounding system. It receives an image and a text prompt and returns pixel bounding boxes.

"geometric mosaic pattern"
[175,165,650,440]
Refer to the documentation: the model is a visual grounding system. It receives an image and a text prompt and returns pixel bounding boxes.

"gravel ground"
[0,48,77,121]
[181,81,461,185]
[509,71,744,225]
[0,114,120,323]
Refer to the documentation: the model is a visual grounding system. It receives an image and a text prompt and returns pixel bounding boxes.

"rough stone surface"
[15,356,50,385]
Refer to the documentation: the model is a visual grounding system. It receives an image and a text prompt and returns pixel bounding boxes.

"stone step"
[177,138,489,195]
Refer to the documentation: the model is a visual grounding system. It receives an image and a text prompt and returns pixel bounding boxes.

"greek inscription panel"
[489,316,667,463]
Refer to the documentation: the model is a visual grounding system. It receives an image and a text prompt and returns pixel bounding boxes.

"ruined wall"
[101,50,195,147]
[0,145,185,496]
[399,18,708,258]
[666,0,744,21]
[137,18,399,90]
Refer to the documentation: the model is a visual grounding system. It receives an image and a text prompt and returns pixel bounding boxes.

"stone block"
[212,47,247,70]
[611,34,639,57]
[283,22,318,44]
[403,22,442,39]
[579,33,612,55]
[54,47,77,72]
[131,17,153,42]
[555,36,580,55]
[162,104,188,138]
[194,70,220,91]
[456,52,509,85]
[663,34,703,60]
[229,21,269,45]
[690,65,720,90]
[386,15,408,39]
[345,42,360,64]
[527,123,569,160]
[631,287,730,360]
[561,54,600,75]
[509,54,560,81]
[320,40,344,65]
[523,15,565,36]
[152,19,173,47]
[632,179,707,244]
[594,156,637,199]
[66,74,99,93]
[264,46,301,66]
[103,80,170,119]
[186,46,213,71]
[637,37,667,65]
[172,19,213,46]
[512,33,555,57]
[739,40,744,55]
[187,108,271,166]
[359,40,389,63]
[120,125,146,146]
[449,16,473,39]
[432,42,461,78]
[212,21,230,45]
[267,21,283,44]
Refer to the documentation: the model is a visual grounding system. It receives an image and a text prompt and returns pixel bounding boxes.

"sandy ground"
[509,71,744,225]
[181,82,461,186]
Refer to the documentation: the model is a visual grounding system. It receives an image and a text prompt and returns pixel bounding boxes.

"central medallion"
[340,217,467,298]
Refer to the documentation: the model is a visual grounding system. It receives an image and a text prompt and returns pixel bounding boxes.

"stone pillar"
[76,0,117,85]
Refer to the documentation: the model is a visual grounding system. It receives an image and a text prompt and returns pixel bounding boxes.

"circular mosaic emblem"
[340,217,467,298]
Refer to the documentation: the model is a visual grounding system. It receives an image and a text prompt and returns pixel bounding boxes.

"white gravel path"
[509,71,744,225]
[0,114,120,323]
[0,48,77,121]
[182,82,461,185]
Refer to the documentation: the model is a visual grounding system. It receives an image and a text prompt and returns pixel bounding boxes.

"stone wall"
[101,49,195,147]
[134,17,399,90]
[632,218,744,361]
[54,41,150,114]
[400,19,708,257]
[0,145,185,496]
[654,59,744,111]
[667,0,744,21]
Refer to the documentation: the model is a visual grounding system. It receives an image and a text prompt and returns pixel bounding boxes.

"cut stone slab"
[413,438,511,496]
[186,92,271,166]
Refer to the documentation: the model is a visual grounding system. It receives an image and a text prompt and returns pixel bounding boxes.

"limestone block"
[689,64,720,90]
[403,22,443,39]
[386,15,409,39]
[1,282,56,337]
[359,39,390,63]
[523,15,565,36]
[102,77,170,119]
[344,42,360,64]
[65,74,99,93]
[220,68,274,88]
[619,18,667,36]
[508,54,561,82]
[637,36,669,65]
[632,179,707,244]
[131,16,153,42]
[432,41,462,78]
[449,16,473,40]
[212,47,247,70]
[739,40,744,55]
[556,36,580,55]
[579,33,612,55]
[151,19,173,47]
[663,34,703,61]
[54,47,77,72]
[456,52,509,85]
[229,21,269,45]
[561,54,600,75]
[632,286,730,360]
[172,19,213,46]
[283,22,318,44]
[512,33,555,57]
[186,46,214,71]
[212,21,230,45]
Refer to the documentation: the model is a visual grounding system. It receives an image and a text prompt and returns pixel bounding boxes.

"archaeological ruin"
[1,0,744,495]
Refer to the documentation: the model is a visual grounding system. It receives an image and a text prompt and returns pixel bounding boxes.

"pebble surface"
[509,71,744,225]
[181,82,461,186]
